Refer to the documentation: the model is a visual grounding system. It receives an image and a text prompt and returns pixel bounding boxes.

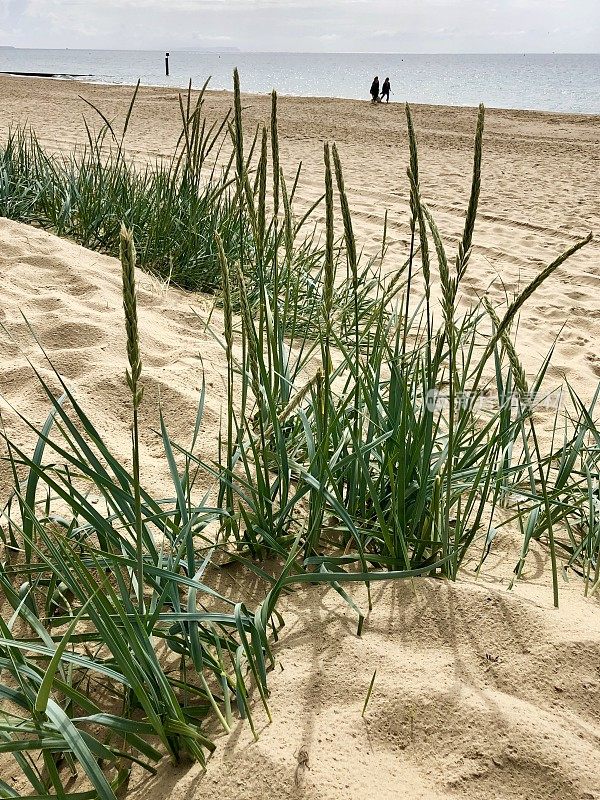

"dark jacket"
[370,78,380,98]
[381,79,391,97]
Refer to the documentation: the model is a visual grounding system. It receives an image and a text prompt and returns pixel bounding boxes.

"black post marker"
[165,52,170,77]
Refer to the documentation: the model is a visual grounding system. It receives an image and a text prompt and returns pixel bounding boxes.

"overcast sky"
[1,0,598,52]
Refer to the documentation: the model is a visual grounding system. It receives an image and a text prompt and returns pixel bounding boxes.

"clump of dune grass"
[0,385,273,795]
[0,81,246,291]
[0,78,380,343]
[191,78,594,622]
[0,223,272,797]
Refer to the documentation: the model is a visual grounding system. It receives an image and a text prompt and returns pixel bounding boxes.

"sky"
[1,0,598,52]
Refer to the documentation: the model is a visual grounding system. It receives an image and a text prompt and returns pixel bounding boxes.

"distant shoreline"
[1,52,598,114]
[0,70,92,78]
[0,71,597,120]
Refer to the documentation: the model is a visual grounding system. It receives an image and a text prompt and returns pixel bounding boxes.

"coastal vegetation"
[0,71,595,797]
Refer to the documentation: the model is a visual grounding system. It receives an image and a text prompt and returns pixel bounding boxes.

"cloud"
[2,0,599,51]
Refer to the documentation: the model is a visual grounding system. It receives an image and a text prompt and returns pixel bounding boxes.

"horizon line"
[1,46,599,56]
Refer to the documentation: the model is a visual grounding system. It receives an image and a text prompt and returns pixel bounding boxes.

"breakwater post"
[165,52,170,76]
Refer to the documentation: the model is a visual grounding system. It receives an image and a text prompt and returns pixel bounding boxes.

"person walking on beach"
[370,75,380,103]
[381,77,391,103]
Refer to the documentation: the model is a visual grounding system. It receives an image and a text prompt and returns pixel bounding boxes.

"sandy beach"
[0,75,599,799]
[1,74,598,386]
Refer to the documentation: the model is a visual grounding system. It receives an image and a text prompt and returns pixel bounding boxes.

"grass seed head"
[120,224,143,408]
[323,143,335,320]
[271,90,280,219]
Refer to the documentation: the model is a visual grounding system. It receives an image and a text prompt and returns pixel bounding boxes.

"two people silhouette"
[370,76,391,104]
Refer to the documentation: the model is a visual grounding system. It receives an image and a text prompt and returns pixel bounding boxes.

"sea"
[1,50,599,115]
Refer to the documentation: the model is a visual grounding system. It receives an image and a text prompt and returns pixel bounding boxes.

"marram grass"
[199,88,594,615]
[120,224,145,613]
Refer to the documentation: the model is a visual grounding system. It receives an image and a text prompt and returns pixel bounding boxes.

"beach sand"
[0,75,599,799]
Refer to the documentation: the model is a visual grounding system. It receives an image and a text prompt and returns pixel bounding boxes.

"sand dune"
[0,217,224,502]
[161,575,600,800]
[0,76,599,799]
[0,221,598,800]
